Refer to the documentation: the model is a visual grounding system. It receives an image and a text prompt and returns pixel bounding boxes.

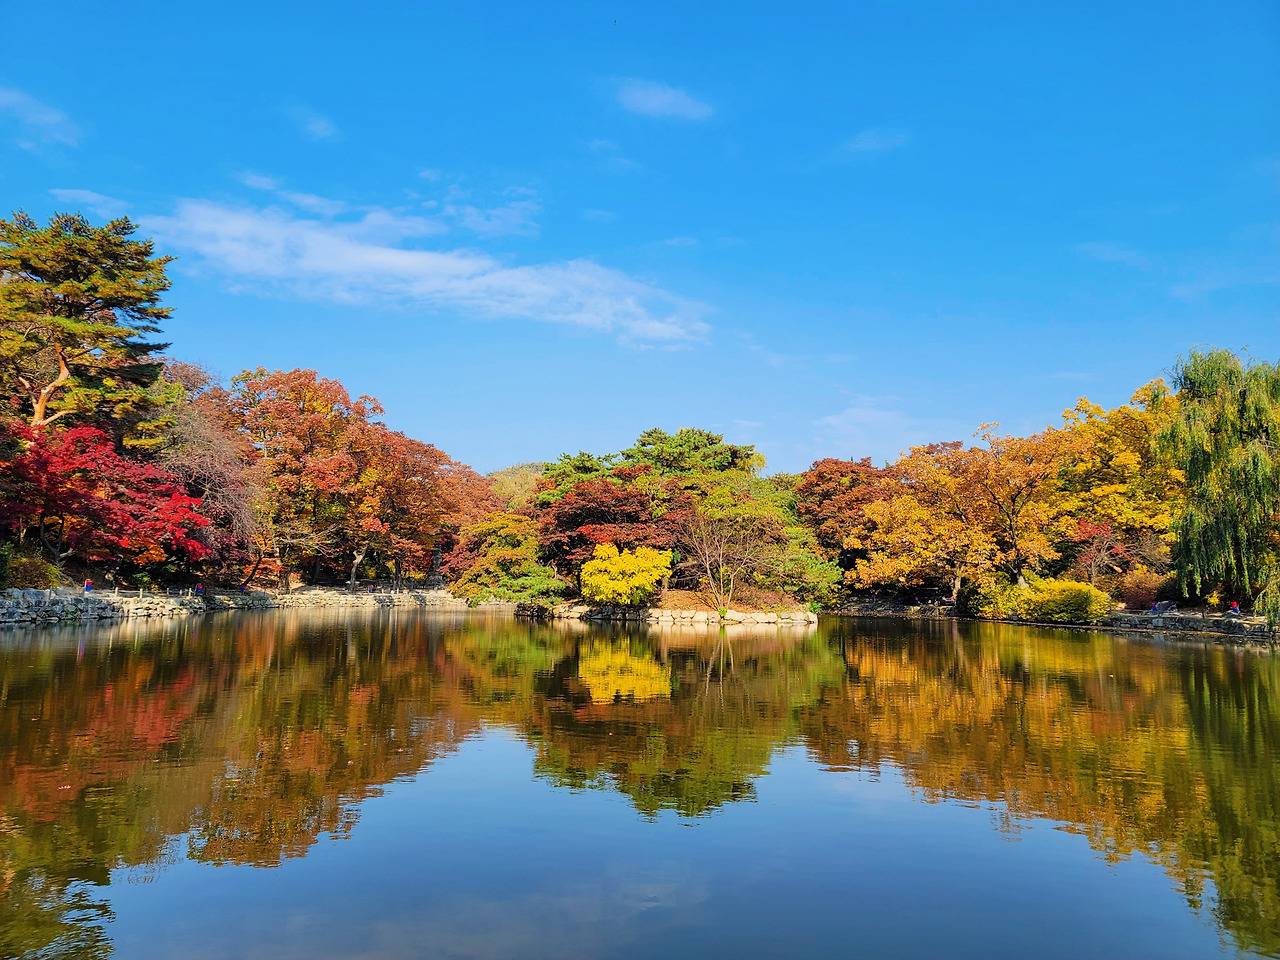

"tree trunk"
[239,550,264,590]
[348,547,368,592]
[31,347,73,428]
[278,548,292,593]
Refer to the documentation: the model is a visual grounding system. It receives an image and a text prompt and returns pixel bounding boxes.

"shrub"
[963,575,1112,623]
[0,549,65,589]
[1025,578,1113,623]
[580,544,672,606]
[1117,566,1173,610]
[960,578,1031,620]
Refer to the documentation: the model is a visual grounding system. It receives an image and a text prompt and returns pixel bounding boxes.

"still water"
[0,610,1277,959]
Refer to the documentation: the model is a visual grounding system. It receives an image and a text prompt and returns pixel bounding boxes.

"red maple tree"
[0,422,209,566]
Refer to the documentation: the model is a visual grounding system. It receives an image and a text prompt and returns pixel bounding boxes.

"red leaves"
[538,471,679,571]
[0,421,209,565]
[795,457,884,561]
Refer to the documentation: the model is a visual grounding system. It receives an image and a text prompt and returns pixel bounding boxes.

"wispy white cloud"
[615,79,712,120]
[239,171,355,218]
[418,167,443,182]
[49,188,126,218]
[1075,241,1150,268]
[662,236,697,247]
[441,187,541,238]
[286,105,338,141]
[838,128,909,156]
[237,171,280,190]
[239,172,541,237]
[143,199,709,344]
[581,208,617,223]
[1168,224,1280,299]
[0,86,78,148]
[587,138,640,173]
[815,396,967,464]
[240,172,449,231]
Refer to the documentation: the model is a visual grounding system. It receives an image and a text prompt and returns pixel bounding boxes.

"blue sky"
[3,1,1277,473]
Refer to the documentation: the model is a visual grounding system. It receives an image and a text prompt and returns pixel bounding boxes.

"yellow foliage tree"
[579,543,672,606]
[849,426,1083,599]
[1059,381,1184,576]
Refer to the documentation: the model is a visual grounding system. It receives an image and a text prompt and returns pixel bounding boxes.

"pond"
[0,611,1277,959]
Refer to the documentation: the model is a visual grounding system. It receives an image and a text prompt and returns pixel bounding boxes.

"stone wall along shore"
[834,598,1275,644]
[0,586,512,626]
[523,602,818,626]
[1104,611,1274,642]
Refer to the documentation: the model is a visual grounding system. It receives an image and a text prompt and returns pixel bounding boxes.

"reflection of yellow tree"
[514,634,846,817]
[577,641,671,703]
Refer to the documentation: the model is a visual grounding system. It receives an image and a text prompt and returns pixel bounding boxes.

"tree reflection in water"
[0,611,1276,957]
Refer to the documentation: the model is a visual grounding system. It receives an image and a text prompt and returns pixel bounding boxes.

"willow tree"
[0,212,171,428]
[1159,350,1280,621]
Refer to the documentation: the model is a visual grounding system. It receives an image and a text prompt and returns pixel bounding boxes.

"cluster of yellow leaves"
[848,426,1083,596]
[580,543,672,606]
[839,385,1184,598]
[1059,381,1184,544]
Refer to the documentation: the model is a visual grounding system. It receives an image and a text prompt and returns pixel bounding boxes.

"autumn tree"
[150,363,260,574]
[222,368,379,589]
[337,426,484,589]
[0,212,170,428]
[538,467,680,575]
[1059,382,1182,580]
[536,451,618,505]
[957,425,1083,579]
[0,421,208,569]
[666,473,809,609]
[1159,350,1280,619]
[794,457,884,569]
[489,462,546,510]
[580,544,672,606]
[848,427,1083,600]
[443,512,564,605]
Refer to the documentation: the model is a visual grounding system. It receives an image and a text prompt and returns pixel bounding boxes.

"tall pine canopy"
[0,211,171,428]
[1160,350,1280,620]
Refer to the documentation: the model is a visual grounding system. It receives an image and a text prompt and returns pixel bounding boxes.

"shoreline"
[518,601,818,626]
[1,586,1273,647]
[829,606,1277,647]
[0,586,514,626]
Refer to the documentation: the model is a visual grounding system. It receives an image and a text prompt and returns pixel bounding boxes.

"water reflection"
[0,612,1277,957]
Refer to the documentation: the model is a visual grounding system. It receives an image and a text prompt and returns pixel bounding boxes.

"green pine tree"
[0,211,171,428]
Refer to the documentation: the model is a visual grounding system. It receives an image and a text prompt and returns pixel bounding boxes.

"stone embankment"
[834,597,1275,644]
[522,602,818,626]
[1105,611,1274,642]
[0,587,508,626]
